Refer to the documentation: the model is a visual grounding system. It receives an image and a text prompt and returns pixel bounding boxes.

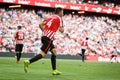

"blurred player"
[77,37,89,62]
[15,26,25,64]
[33,38,41,56]
[24,7,64,75]
[110,47,118,63]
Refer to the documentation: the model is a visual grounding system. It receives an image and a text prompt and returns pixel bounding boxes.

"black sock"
[51,55,56,70]
[16,52,19,61]
[16,52,21,61]
[19,52,22,60]
[82,54,84,62]
[80,54,82,56]
[29,54,43,64]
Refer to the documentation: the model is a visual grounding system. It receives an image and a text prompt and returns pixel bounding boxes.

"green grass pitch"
[0,57,120,80]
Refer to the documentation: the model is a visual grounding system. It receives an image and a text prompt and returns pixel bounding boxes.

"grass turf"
[0,57,120,80]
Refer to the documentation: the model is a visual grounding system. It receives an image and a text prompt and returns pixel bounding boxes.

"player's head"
[35,38,38,41]
[17,25,22,30]
[55,7,63,17]
[113,46,116,49]
[86,37,89,40]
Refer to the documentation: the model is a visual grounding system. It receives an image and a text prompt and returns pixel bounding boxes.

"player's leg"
[29,36,51,64]
[30,51,46,63]
[114,55,117,63]
[24,36,51,73]
[110,55,114,63]
[15,44,20,63]
[24,46,47,73]
[16,52,20,63]
[24,51,45,73]
[50,45,61,75]
[17,44,23,63]
[81,49,85,62]
[51,49,56,70]
[116,55,119,63]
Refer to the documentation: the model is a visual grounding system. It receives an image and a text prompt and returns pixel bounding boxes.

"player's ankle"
[17,60,20,64]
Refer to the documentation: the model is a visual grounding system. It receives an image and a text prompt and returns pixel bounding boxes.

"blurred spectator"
[0,8,120,57]
[42,0,120,8]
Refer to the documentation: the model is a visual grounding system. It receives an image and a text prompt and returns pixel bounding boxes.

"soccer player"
[33,38,41,56]
[110,47,118,63]
[77,37,89,62]
[15,26,25,64]
[24,7,64,75]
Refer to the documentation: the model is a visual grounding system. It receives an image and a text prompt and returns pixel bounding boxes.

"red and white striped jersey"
[81,40,88,49]
[15,30,25,44]
[43,15,63,40]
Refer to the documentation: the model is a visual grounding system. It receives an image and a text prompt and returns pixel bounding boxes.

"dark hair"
[18,25,22,29]
[55,7,63,14]
[86,37,89,40]
[35,38,38,41]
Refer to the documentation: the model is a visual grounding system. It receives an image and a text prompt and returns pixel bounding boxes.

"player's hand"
[59,27,64,33]
[39,21,45,31]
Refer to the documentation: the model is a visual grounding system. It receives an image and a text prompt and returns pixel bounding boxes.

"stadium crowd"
[44,0,120,8]
[0,8,120,57]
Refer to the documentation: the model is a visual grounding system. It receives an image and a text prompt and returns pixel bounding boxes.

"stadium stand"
[0,7,120,57]
[43,0,120,8]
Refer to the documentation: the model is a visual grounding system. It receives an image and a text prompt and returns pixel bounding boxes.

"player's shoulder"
[44,16,52,21]
[48,15,60,20]
[54,15,61,20]
[15,30,19,34]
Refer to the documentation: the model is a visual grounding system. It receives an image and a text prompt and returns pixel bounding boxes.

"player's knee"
[51,49,57,55]
[41,51,46,58]
[41,54,46,58]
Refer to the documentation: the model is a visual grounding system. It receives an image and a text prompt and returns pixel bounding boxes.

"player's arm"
[39,21,46,31]
[59,26,64,33]
[59,17,64,33]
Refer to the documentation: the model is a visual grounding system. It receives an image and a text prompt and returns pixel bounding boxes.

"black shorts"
[111,55,117,58]
[15,44,23,52]
[41,36,55,53]
[81,49,86,54]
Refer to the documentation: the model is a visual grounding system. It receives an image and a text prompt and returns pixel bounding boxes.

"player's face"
[59,10,63,17]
